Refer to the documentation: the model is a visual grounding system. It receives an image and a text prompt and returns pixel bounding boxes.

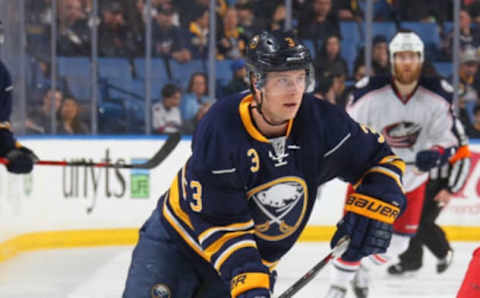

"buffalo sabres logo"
[248,177,308,241]
[382,121,422,148]
[151,284,171,298]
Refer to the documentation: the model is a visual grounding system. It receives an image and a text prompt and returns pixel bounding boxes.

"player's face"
[262,69,306,122]
[393,51,422,84]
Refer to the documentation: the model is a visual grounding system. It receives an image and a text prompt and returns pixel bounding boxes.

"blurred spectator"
[353,34,390,77]
[371,35,389,75]
[314,34,348,80]
[236,2,263,39]
[152,83,182,134]
[393,0,452,23]
[26,88,63,134]
[330,64,349,107]
[152,7,192,63]
[57,0,91,56]
[352,61,367,82]
[98,1,139,57]
[459,104,480,138]
[251,0,284,28]
[442,9,480,59]
[455,47,480,108]
[297,0,340,42]
[313,73,336,104]
[176,0,227,28]
[180,72,214,131]
[270,4,287,32]
[217,8,248,60]
[188,8,210,59]
[223,59,249,96]
[332,0,395,21]
[57,96,89,134]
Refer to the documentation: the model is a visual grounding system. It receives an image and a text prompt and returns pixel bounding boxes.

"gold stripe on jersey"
[239,94,293,143]
[214,240,257,272]
[198,220,255,245]
[205,230,255,261]
[168,176,193,230]
[353,166,405,194]
[379,155,406,173]
[345,193,400,224]
[162,198,208,261]
[261,259,280,271]
[230,272,270,298]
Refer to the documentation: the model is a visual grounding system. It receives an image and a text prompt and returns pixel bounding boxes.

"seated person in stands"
[314,33,348,79]
[460,104,480,138]
[27,88,64,134]
[188,8,210,59]
[222,59,249,96]
[180,72,214,134]
[217,7,248,60]
[297,0,340,42]
[152,83,183,134]
[152,7,192,63]
[57,96,89,134]
[442,9,480,59]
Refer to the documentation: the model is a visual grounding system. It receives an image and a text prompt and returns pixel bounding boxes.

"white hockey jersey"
[346,76,459,192]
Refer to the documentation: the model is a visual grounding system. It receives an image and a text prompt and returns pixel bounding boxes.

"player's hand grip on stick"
[0,132,180,170]
[275,236,350,298]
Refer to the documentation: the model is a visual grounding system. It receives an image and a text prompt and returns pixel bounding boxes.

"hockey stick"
[275,236,350,298]
[0,132,181,169]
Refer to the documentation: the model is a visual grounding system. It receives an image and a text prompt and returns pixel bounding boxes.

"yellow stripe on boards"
[1,226,479,263]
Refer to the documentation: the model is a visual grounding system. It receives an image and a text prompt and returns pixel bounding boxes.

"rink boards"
[0,136,479,261]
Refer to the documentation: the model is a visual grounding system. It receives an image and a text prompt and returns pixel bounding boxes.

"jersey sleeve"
[322,106,407,219]
[0,61,16,156]
[183,122,270,296]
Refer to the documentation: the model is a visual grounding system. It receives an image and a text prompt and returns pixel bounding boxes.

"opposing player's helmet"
[389,30,424,65]
[246,31,315,92]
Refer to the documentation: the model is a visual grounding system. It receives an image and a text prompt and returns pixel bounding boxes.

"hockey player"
[123,30,406,298]
[387,119,470,275]
[0,60,37,174]
[325,30,460,298]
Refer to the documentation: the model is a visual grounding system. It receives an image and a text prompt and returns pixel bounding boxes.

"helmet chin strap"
[252,90,289,127]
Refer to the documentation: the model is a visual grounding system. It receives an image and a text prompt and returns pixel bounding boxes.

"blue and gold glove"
[5,146,38,174]
[331,193,401,261]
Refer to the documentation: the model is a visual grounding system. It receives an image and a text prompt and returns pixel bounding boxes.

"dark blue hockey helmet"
[246,31,315,92]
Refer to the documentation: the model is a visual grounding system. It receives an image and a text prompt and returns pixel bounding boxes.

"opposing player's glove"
[415,146,455,172]
[330,211,393,261]
[5,146,38,174]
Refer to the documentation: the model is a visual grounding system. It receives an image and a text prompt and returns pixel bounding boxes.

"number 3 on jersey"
[360,124,385,143]
[190,180,202,212]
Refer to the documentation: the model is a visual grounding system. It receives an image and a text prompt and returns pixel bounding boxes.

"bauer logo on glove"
[345,193,401,224]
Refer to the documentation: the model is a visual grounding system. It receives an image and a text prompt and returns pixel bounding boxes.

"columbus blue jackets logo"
[381,122,422,148]
[248,177,308,241]
[151,283,171,298]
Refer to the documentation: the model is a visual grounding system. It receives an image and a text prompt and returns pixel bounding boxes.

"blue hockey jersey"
[157,91,406,293]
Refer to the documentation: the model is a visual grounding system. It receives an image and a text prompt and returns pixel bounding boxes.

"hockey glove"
[231,270,276,298]
[330,211,393,262]
[236,288,270,298]
[5,146,38,174]
[415,146,455,172]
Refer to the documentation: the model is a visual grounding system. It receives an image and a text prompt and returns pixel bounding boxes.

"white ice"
[0,242,475,298]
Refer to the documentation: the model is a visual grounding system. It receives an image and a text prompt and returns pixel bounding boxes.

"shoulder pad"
[350,76,391,105]
[419,76,453,104]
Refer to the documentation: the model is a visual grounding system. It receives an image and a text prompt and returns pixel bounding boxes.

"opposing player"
[0,60,37,174]
[388,119,470,275]
[123,31,406,298]
[325,30,460,298]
